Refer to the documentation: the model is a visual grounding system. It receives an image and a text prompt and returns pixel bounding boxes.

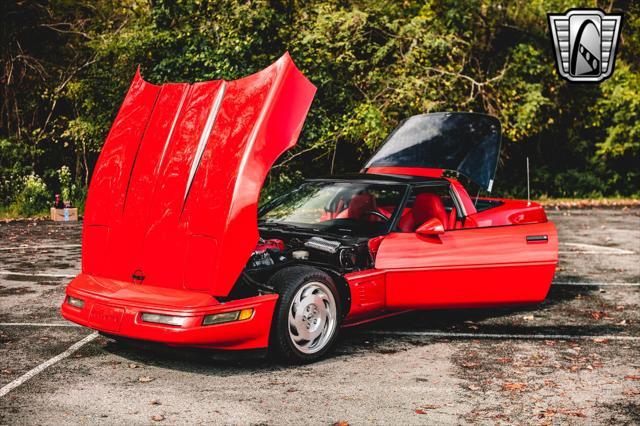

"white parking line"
[0,332,98,398]
[559,242,635,255]
[554,281,640,287]
[559,251,636,255]
[0,271,76,279]
[0,244,81,251]
[365,330,640,341]
[0,322,80,327]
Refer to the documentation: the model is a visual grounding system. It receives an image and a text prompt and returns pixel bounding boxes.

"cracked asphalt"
[0,208,638,425]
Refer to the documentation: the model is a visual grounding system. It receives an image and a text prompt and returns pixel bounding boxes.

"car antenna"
[526,157,531,206]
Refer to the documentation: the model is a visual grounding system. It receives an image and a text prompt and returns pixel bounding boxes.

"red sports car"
[61,53,558,362]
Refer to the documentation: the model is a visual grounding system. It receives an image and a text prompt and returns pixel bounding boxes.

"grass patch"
[537,197,640,209]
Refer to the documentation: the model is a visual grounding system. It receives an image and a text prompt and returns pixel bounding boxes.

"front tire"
[268,266,341,363]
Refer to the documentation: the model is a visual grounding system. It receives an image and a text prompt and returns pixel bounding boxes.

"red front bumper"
[61,273,278,350]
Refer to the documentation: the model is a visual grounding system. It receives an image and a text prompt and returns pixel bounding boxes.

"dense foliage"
[1,0,638,215]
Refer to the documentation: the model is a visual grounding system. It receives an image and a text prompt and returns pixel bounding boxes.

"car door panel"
[375,222,558,308]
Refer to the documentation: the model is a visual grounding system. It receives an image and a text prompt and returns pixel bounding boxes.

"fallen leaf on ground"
[502,382,527,391]
[151,414,165,422]
[558,409,586,418]
[138,376,154,383]
[332,421,349,426]
[539,408,556,418]
[593,338,609,343]
[590,311,607,320]
[421,404,441,410]
[128,363,139,368]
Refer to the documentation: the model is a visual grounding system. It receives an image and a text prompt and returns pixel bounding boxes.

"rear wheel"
[268,266,341,363]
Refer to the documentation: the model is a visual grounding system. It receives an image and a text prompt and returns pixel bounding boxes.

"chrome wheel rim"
[288,281,337,354]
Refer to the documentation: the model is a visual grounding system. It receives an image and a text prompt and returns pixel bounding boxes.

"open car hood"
[82,53,316,297]
[364,112,501,191]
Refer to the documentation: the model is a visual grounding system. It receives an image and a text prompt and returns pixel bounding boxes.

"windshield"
[259,181,406,237]
[365,112,501,191]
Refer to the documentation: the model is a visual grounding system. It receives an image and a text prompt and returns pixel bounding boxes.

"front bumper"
[61,273,278,350]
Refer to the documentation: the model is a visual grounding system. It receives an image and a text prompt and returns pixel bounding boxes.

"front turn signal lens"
[237,308,254,321]
[202,308,254,326]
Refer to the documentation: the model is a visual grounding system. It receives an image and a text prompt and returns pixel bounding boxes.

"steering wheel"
[363,210,390,222]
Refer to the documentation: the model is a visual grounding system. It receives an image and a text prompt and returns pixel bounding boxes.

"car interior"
[329,186,461,232]
[395,187,461,232]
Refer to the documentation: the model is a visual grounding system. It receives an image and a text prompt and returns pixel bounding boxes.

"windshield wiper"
[259,222,301,231]
[259,221,321,234]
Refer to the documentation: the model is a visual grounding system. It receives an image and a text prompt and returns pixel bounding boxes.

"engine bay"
[224,227,375,301]
[248,230,374,273]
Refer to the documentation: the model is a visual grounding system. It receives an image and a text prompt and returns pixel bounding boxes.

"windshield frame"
[258,178,412,237]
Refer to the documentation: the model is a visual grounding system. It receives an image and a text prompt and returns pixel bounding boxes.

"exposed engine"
[247,234,372,273]
[248,239,287,268]
[219,231,375,301]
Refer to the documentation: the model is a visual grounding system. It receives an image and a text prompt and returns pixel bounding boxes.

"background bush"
[0,0,638,216]
[11,174,50,217]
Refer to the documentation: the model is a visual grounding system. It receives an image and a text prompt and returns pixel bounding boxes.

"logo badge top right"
[548,9,623,83]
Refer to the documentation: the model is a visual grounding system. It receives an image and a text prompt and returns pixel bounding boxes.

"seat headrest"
[348,193,376,219]
[412,193,445,224]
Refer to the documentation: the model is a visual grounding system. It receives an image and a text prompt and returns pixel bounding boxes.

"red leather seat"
[398,193,448,232]
[448,206,457,230]
[348,193,377,220]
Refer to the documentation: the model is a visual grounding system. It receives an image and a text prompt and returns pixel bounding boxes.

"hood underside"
[82,53,316,297]
[364,112,502,191]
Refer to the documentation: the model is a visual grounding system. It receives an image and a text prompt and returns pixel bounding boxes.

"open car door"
[375,221,558,309]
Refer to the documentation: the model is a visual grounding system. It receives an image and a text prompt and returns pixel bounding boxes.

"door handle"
[526,235,548,243]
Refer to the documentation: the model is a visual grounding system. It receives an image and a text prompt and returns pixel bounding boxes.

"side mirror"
[416,218,445,237]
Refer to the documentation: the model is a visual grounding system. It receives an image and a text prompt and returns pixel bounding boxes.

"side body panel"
[376,222,558,309]
[466,199,548,227]
[343,269,386,319]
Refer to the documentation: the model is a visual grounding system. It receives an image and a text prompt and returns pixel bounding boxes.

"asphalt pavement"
[0,208,638,424]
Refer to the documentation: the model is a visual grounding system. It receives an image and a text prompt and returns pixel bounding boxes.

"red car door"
[375,222,558,309]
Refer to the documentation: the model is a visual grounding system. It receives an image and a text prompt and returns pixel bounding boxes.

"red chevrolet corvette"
[61,53,558,362]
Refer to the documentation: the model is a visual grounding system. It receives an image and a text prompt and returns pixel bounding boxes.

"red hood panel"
[82,53,316,296]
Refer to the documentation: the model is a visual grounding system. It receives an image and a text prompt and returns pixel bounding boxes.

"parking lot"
[0,208,638,424]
